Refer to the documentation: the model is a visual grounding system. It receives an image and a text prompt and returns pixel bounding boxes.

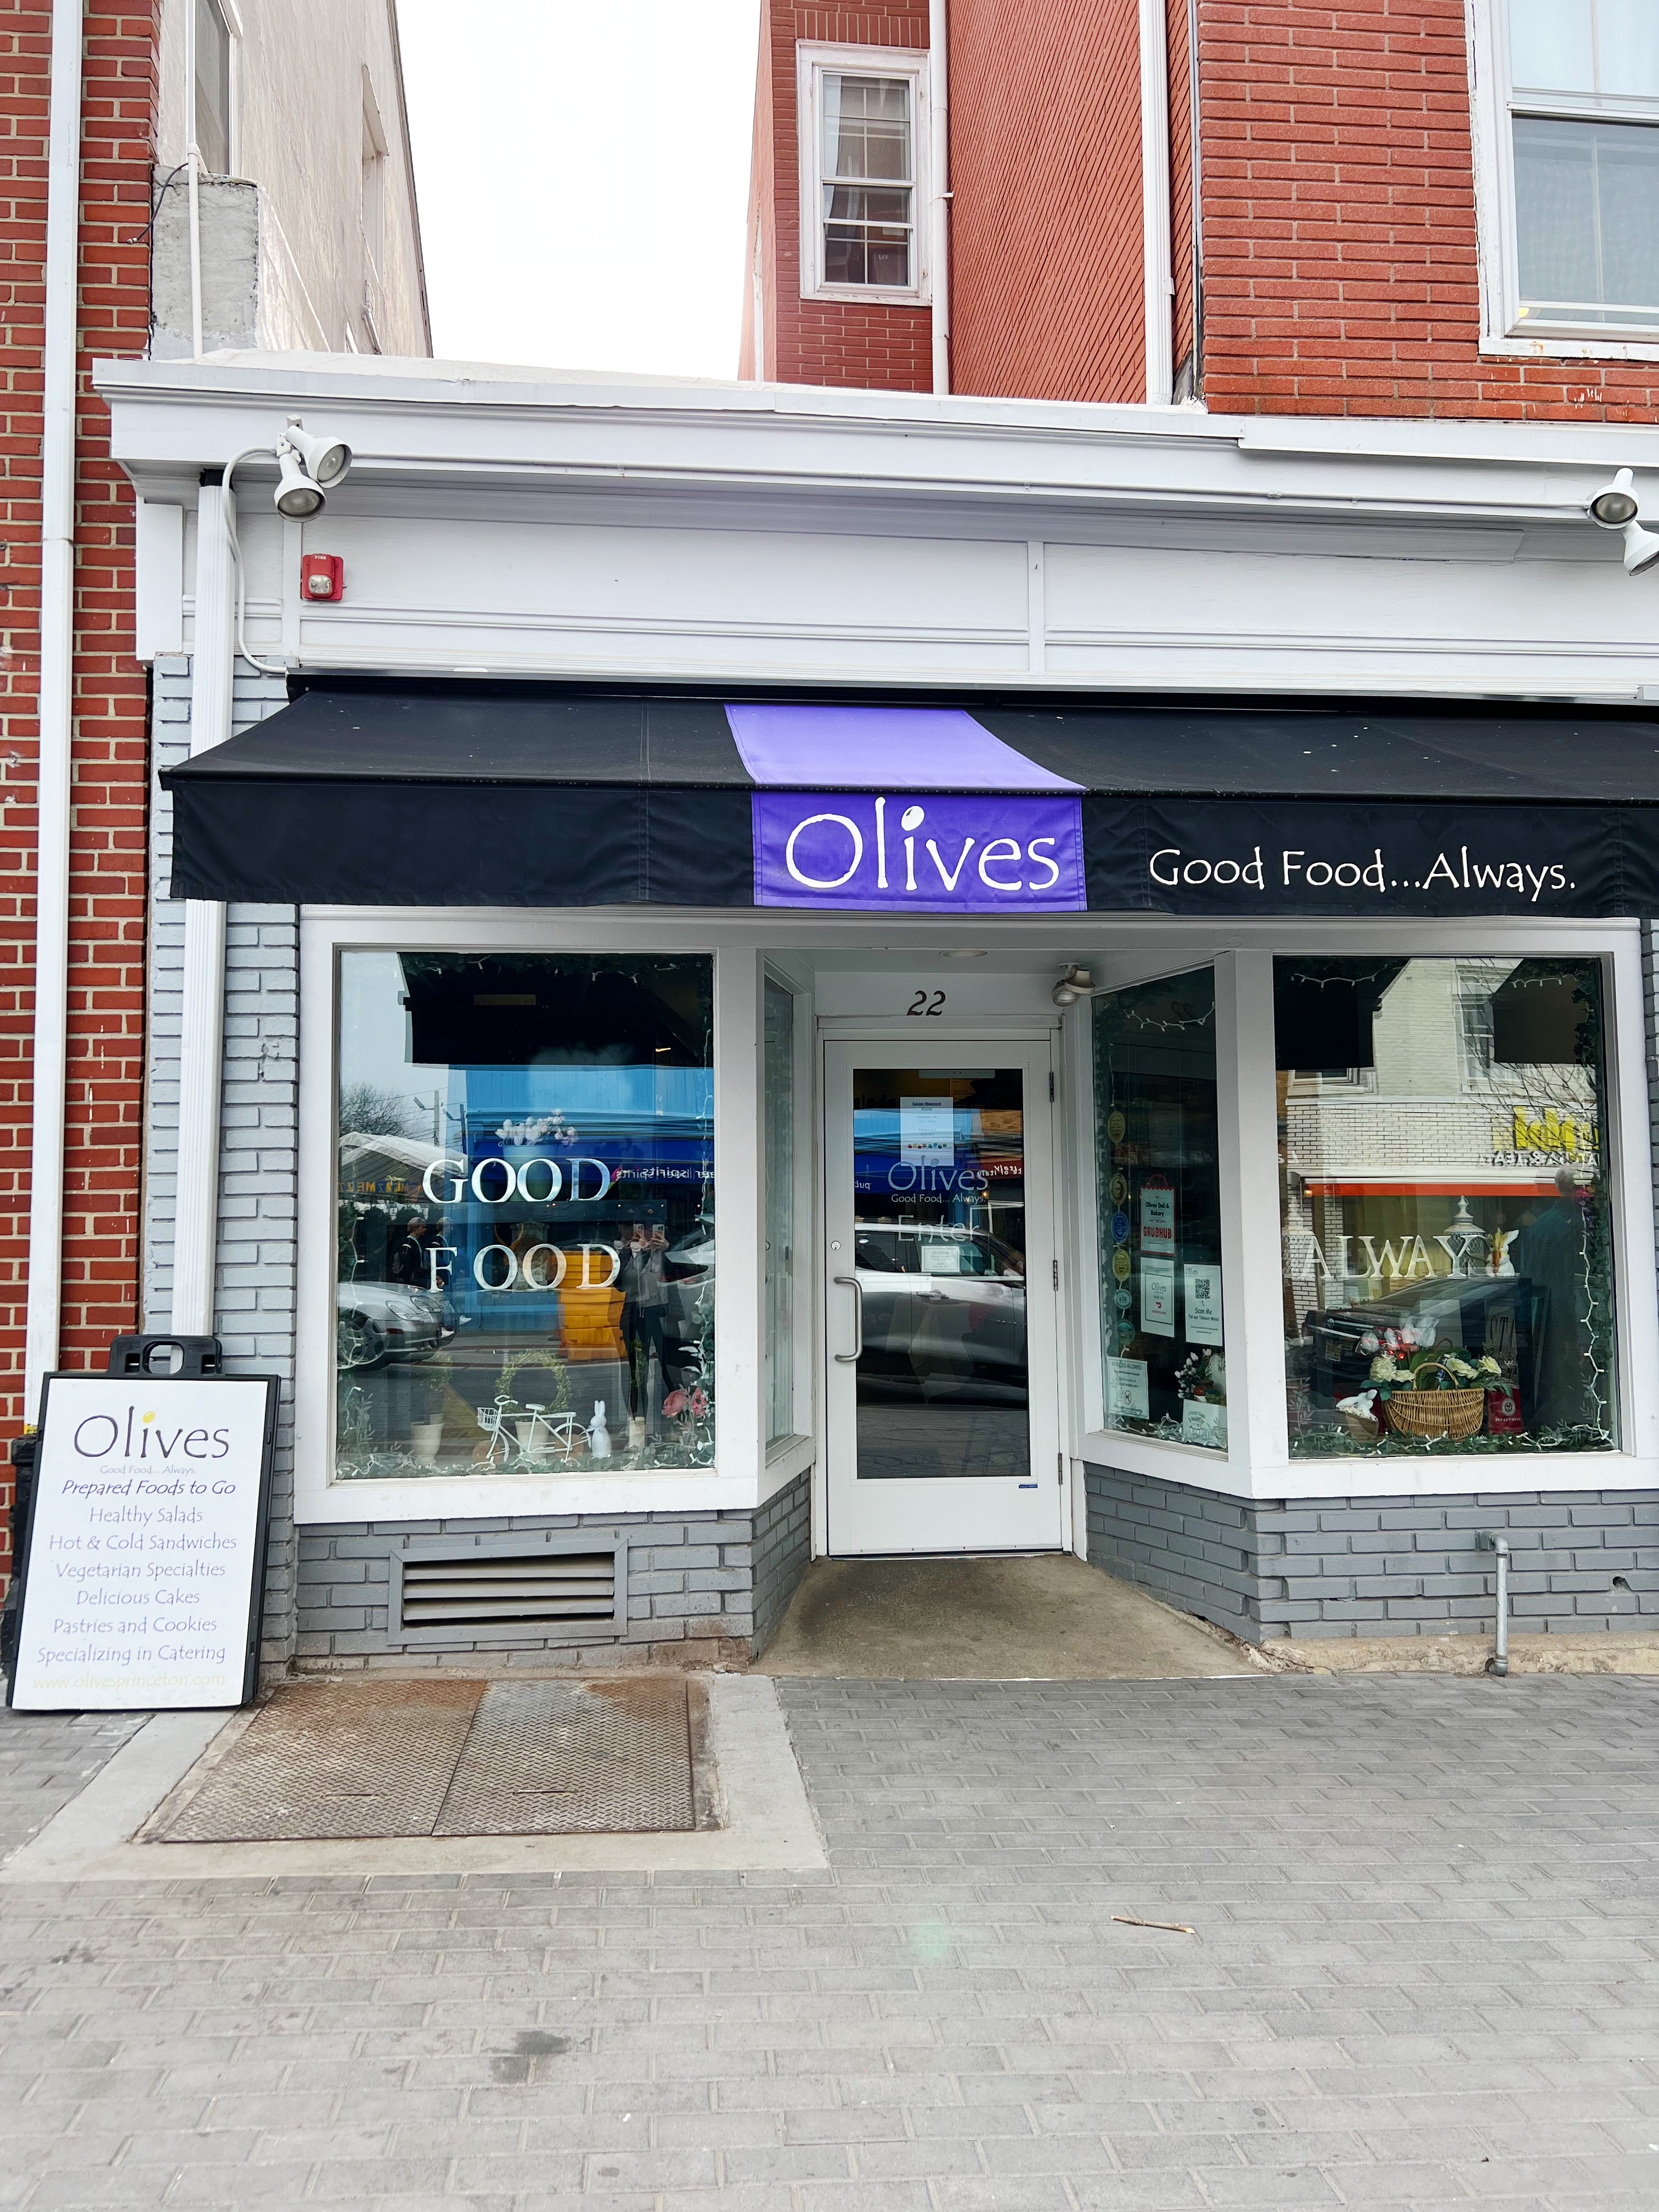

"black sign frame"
[5,1370,281,1712]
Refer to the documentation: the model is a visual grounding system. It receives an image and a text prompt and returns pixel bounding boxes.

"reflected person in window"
[620,1223,670,1429]
[1511,1168,1592,1429]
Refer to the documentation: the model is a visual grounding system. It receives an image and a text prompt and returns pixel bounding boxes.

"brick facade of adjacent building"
[747,0,1659,422]
[1,5,159,1578]
[1193,0,1659,421]
[947,0,1146,405]
[742,3,932,390]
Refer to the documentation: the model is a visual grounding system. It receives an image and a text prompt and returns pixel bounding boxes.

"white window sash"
[1471,0,1659,355]
[796,42,930,306]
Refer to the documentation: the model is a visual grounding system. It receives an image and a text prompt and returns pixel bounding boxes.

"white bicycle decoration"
[474,1392,579,1468]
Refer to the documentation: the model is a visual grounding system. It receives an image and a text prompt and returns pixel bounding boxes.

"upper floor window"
[797,44,929,303]
[193,0,234,176]
[1504,1,1659,337]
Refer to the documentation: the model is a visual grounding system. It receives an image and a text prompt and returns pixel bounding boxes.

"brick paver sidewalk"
[3,1675,1658,2208]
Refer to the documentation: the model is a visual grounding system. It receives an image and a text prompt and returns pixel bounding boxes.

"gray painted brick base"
[292,1468,811,1667]
[1085,1460,1659,1641]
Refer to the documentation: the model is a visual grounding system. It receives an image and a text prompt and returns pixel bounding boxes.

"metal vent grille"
[399,1550,617,1629]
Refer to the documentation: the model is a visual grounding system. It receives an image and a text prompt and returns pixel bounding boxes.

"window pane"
[823,222,911,287]
[335,952,715,1480]
[1509,0,1594,94]
[824,72,912,181]
[1515,116,1659,320]
[1597,0,1659,99]
[764,979,795,1447]
[194,0,232,174]
[1094,970,1228,1453]
[1278,957,1618,1462]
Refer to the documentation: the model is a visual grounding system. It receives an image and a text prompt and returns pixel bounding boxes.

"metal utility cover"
[151,1677,482,1841]
[434,1678,694,1836]
[145,1675,700,1843]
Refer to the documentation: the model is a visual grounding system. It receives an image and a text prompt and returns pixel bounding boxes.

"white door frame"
[821,1029,1068,1555]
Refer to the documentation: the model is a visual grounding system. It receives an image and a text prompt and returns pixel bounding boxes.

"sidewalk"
[3,1674,1659,2209]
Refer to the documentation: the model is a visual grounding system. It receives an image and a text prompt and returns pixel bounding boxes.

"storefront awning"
[161,684,1659,917]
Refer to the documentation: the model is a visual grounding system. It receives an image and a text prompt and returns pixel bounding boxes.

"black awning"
[161,683,1659,918]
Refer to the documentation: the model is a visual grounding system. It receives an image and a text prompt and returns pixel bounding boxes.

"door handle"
[833,1274,864,1363]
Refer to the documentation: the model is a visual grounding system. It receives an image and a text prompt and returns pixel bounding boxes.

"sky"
[397,0,761,382]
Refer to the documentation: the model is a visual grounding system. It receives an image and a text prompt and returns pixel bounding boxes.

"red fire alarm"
[300,552,345,602]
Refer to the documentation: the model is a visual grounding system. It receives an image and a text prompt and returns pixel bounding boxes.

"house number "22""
[907,989,946,1017]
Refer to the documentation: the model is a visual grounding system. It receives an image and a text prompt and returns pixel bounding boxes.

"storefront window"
[335,951,715,1479]
[764,978,795,1445]
[1094,969,1228,1450]
[1279,957,1618,1458]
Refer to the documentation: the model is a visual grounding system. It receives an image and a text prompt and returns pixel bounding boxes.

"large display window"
[1093,968,1229,1451]
[334,951,715,1479]
[1278,956,1619,1458]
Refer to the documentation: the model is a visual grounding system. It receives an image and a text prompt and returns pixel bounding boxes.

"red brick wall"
[1,5,158,1577]
[748,2,933,390]
[1199,0,1659,419]
[949,0,1146,405]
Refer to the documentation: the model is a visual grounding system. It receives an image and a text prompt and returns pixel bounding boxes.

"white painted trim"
[134,501,185,661]
[1222,949,1290,1483]
[795,42,931,306]
[295,912,755,1525]
[1138,0,1175,404]
[762,958,816,1465]
[715,945,764,1499]
[1468,0,1659,361]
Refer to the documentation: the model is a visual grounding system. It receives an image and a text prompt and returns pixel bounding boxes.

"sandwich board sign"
[7,1370,279,1711]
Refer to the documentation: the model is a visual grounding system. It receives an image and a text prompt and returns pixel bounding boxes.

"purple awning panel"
[724,703,1082,791]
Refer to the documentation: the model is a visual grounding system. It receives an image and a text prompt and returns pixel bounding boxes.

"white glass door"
[823,1040,1065,1554]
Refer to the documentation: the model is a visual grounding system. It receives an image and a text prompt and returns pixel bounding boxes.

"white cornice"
[91,351,1659,546]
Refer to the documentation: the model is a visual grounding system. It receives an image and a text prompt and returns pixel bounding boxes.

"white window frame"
[296,910,763,1526]
[796,42,930,306]
[761,957,815,1485]
[1069,917,1659,1502]
[1470,0,1659,362]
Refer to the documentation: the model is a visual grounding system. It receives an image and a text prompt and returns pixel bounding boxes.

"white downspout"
[1138,0,1175,405]
[170,473,235,1336]
[184,0,204,359]
[23,0,84,1425]
[928,0,950,396]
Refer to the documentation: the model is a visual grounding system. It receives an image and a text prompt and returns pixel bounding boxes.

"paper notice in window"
[1183,1263,1224,1346]
[1181,1397,1228,1449]
[900,1097,954,1164]
[1140,1256,1176,1337]
[1140,1180,1176,1257]
[1107,1356,1149,1423]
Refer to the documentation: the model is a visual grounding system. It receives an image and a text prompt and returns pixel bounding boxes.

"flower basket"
[1381,1386,1486,1442]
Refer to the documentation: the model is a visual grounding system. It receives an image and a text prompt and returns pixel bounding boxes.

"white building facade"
[103,353,1659,1669]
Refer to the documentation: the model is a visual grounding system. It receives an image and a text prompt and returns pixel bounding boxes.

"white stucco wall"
[157,0,428,358]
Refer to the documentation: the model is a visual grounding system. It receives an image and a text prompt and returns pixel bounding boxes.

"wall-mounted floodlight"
[281,417,352,488]
[1588,467,1640,527]
[1619,518,1659,576]
[273,442,326,518]
[1051,965,1096,1008]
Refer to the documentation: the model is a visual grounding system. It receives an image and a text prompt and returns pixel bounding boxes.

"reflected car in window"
[336,1281,458,1372]
[853,1225,1027,1404]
